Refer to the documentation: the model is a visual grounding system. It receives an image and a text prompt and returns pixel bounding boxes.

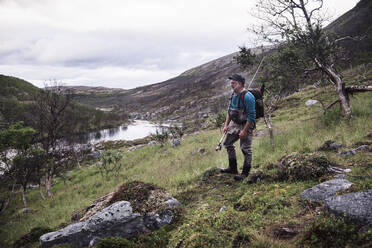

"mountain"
[65,47,271,124]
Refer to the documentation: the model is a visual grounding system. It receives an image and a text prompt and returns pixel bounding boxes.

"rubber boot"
[234,163,251,181]
[220,158,238,174]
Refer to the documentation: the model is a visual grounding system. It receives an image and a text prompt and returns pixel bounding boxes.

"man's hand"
[223,125,228,134]
[239,129,247,139]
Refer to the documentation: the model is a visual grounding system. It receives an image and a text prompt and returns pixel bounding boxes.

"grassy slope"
[0,65,372,247]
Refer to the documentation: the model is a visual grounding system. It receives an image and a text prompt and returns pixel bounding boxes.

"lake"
[76,120,166,144]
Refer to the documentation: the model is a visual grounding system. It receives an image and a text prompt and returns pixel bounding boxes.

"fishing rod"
[248,56,265,89]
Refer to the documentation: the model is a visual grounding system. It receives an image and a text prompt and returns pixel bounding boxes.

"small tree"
[98,149,123,177]
[243,0,372,118]
[0,122,44,211]
[169,125,185,139]
[150,128,169,147]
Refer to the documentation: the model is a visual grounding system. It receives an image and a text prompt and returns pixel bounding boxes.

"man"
[220,74,256,181]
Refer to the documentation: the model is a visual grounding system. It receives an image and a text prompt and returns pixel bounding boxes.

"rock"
[147,141,157,146]
[171,138,181,147]
[299,179,353,202]
[339,150,357,156]
[324,190,372,228]
[219,206,227,212]
[317,140,342,151]
[305,99,319,106]
[328,166,352,174]
[21,208,33,214]
[90,150,102,159]
[338,145,370,157]
[128,144,144,152]
[354,145,370,152]
[165,198,180,208]
[41,182,180,248]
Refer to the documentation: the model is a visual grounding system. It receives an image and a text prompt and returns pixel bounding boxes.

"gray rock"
[354,145,369,152]
[339,150,357,157]
[299,179,353,202]
[21,208,33,214]
[219,206,227,212]
[305,99,319,106]
[324,190,372,228]
[147,141,157,146]
[338,145,370,157]
[329,142,342,150]
[40,200,178,248]
[171,138,181,147]
[165,197,180,208]
[128,144,144,152]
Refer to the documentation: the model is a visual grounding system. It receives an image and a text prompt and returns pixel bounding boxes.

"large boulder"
[40,181,180,248]
[299,179,353,202]
[324,190,372,229]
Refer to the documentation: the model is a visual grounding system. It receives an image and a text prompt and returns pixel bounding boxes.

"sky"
[0,0,360,89]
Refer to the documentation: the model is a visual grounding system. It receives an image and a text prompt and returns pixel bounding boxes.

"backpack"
[230,83,265,120]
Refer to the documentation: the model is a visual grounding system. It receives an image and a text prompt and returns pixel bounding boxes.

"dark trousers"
[223,128,253,170]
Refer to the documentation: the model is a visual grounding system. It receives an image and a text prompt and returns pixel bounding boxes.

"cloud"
[0,0,360,89]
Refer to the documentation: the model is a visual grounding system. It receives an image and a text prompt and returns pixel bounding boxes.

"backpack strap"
[237,90,247,111]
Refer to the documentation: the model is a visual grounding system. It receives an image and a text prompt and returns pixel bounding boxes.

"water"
[76,120,166,144]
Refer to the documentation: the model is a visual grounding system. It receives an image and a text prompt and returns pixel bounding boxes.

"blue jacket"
[228,90,256,124]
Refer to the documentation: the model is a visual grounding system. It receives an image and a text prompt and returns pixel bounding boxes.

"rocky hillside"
[65,48,270,124]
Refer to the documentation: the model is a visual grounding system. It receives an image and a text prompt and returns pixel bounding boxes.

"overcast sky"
[0,0,359,89]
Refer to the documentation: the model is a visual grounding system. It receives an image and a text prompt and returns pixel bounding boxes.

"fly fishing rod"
[248,56,265,89]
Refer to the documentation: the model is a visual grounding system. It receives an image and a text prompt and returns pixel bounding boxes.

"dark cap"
[228,74,245,85]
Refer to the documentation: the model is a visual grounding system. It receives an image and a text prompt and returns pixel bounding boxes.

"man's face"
[230,80,242,92]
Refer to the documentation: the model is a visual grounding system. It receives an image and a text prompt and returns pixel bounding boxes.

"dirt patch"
[200,167,237,186]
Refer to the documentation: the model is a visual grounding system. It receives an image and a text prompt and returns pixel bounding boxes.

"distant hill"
[0,75,42,101]
[0,75,126,132]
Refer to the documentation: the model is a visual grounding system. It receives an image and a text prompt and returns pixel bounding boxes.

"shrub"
[150,128,169,147]
[97,149,123,177]
[13,226,53,248]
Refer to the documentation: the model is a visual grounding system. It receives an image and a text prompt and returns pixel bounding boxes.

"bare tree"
[32,81,72,197]
[263,94,281,147]
[249,0,371,118]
